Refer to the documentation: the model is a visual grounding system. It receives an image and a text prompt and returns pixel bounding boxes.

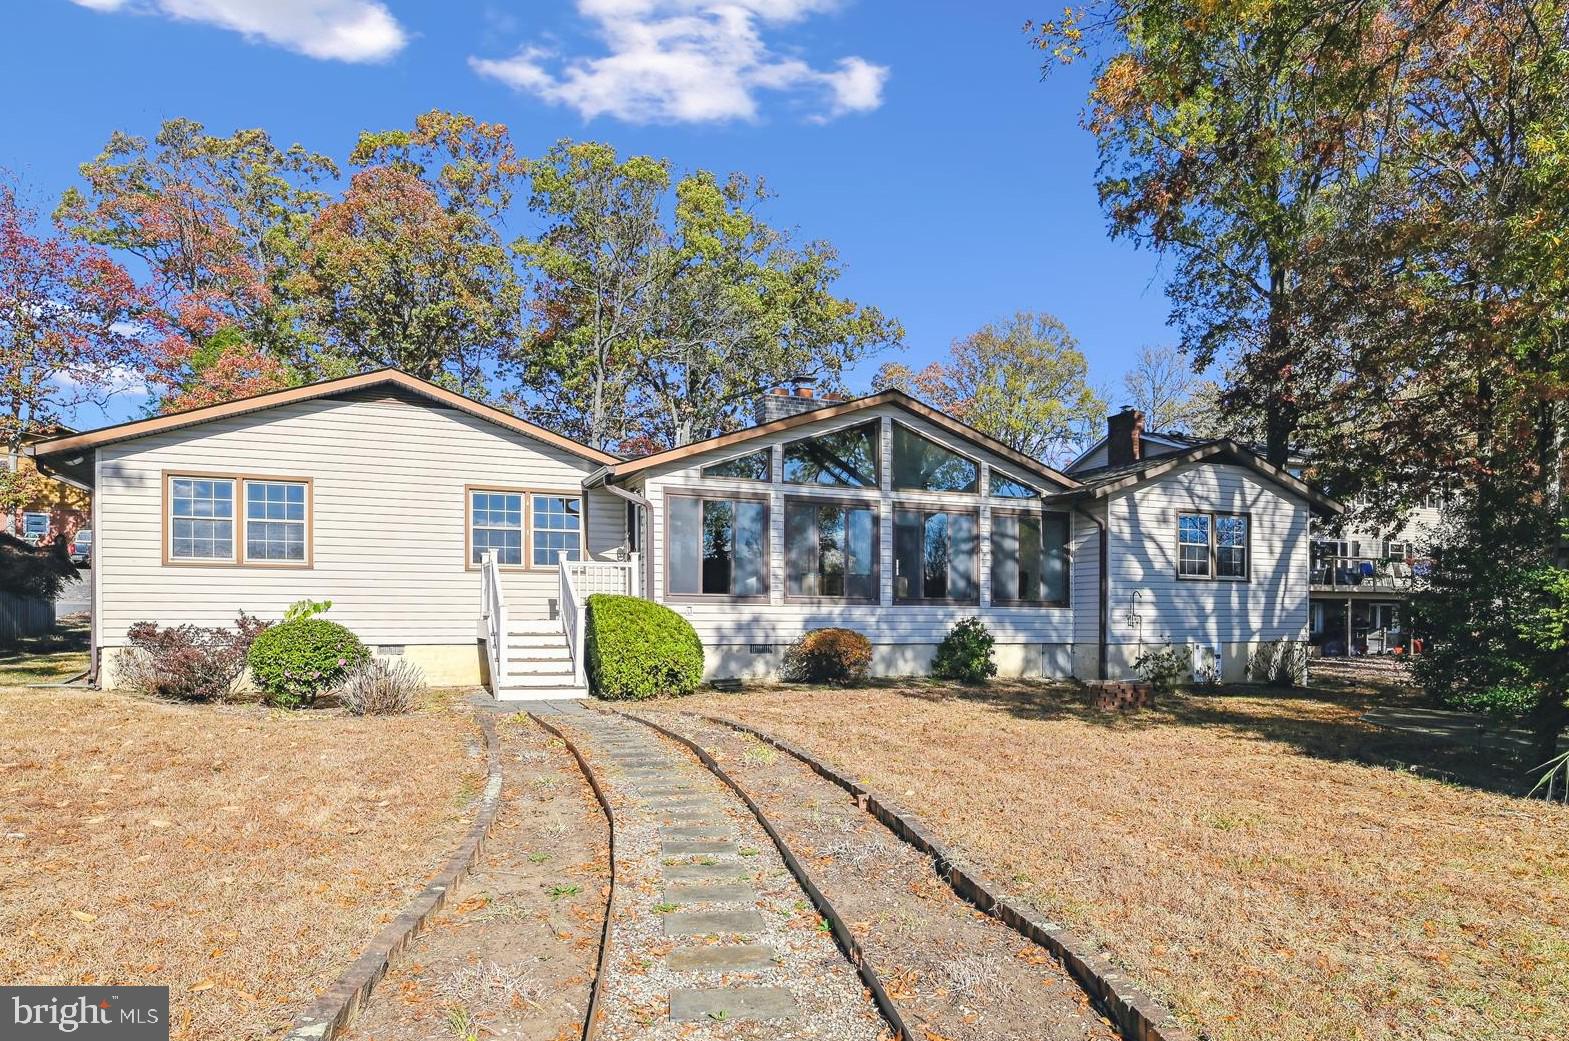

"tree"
[56,118,336,407]
[872,311,1104,463]
[1031,1,1383,463]
[519,141,902,451]
[0,176,148,510]
[1121,345,1222,434]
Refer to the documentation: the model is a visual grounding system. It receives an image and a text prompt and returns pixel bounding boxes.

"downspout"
[1073,504,1109,681]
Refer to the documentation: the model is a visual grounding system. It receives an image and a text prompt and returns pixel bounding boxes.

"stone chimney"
[756,381,830,425]
[1106,405,1144,468]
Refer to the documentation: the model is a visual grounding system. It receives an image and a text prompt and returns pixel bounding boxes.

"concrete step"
[494,684,588,701]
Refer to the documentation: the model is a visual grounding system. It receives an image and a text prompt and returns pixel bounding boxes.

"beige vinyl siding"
[634,403,1077,675]
[1103,462,1309,652]
[96,395,617,648]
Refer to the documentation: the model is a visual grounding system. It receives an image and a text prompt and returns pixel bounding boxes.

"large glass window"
[1215,514,1249,579]
[991,511,1069,605]
[169,477,235,561]
[782,421,879,487]
[785,501,878,599]
[668,495,768,597]
[532,495,582,566]
[892,424,978,493]
[702,450,771,481]
[244,481,307,562]
[988,472,1039,498]
[1178,514,1210,577]
[893,509,977,601]
[471,490,523,566]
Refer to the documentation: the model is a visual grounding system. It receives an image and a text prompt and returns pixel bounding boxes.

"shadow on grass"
[0,615,90,685]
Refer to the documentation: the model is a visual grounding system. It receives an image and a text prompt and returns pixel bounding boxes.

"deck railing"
[1310,555,1428,593]
[479,550,508,690]
[558,554,641,689]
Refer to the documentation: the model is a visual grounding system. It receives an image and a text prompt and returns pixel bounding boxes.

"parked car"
[69,530,92,566]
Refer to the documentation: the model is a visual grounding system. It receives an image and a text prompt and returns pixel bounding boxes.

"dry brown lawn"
[0,686,484,1041]
[645,679,1569,1041]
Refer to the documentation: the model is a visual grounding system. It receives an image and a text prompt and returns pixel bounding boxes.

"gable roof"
[28,368,618,467]
[1064,429,1192,473]
[602,388,1079,489]
[1052,440,1342,516]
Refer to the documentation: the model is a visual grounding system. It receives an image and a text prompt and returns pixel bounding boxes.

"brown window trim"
[162,470,314,570]
[662,487,772,603]
[892,504,981,606]
[780,417,883,491]
[782,495,881,605]
[464,484,586,573]
[889,418,983,495]
[1175,509,1252,582]
[989,505,1071,608]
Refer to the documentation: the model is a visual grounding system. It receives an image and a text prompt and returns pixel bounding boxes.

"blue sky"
[5,0,1173,428]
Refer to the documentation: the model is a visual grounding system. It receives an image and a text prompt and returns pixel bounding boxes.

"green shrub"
[1133,643,1189,695]
[931,617,997,684]
[782,627,873,685]
[584,594,703,701]
[247,618,370,708]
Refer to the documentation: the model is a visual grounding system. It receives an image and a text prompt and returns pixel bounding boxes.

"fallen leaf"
[70,911,97,923]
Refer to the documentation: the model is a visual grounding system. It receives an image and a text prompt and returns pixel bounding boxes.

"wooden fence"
[0,591,55,643]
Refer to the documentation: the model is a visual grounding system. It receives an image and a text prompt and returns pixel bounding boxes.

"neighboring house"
[1069,407,1441,657]
[3,428,90,546]
[31,370,1339,699]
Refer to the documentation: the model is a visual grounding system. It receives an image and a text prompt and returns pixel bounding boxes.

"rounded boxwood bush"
[247,618,370,708]
[782,627,873,685]
[585,594,703,701]
[931,616,998,684]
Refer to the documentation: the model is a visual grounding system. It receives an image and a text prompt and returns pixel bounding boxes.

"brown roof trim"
[1056,440,1342,516]
[28,369,618,466]
[607,389,1079,489]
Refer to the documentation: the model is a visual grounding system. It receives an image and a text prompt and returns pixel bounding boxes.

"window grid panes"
[472,491,523,566]
[170,477,235,560]
[702,450,771,481]
[532,495,582,566]
[782,421,880,487]
[892,424,979,493]
[1215,515,1248,578]
[668,495,768,597]
[785,501,878,599]
[991,511,1069,605]
[893,508,977,602]
[21,513,48,538]
[1178,514,1211,577]
[988,473,1039,498]
[245,481,307,562]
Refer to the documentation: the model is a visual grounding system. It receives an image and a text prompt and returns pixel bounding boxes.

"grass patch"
[0,685,482,1041]
[646,677,1569,1041]
[0,616,89,685]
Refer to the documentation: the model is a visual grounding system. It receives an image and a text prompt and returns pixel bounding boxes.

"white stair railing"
[558,551,587,688]
[558,552,643,691]
[479,550,508,691]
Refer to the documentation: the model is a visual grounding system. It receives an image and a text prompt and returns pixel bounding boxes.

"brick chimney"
[755,381,830,424]
[1106,406,1144,468]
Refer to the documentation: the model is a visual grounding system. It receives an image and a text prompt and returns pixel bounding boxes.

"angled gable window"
[782,421,879,488]
[701,449,771,481]
[988,472,1039,498]
[892,424,978,493]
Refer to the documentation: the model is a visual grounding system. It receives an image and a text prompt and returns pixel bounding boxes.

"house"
[3,427,90,546]
[1068,407,1442,658]
[30,369,1339,698]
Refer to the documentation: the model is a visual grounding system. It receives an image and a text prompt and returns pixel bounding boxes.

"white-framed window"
[1178,514,1211,578]
[531,494,582,566]
[244,481,307,562]
[470,489,524,567]
[20,512,49,542]
[169,477,235,561]
[1178,512,1249,581]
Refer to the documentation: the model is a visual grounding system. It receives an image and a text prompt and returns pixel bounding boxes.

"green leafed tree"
[1121,344,1224,435]
[874,311,1104,464]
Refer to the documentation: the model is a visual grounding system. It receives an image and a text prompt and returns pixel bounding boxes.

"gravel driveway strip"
[534,701,891,1041]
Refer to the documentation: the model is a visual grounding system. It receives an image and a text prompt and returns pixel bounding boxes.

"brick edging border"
[619,709,919,1041]
[527,712,618,1041]
[705,714,1196,1041]
[283,713,504,1041]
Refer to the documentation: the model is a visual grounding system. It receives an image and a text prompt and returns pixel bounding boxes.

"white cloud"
[68,0,407,63]
[470,0,888,124]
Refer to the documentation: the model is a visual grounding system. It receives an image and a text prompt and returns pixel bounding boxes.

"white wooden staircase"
[479,549,641,702]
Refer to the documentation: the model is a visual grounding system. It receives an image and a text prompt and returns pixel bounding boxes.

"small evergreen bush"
[1133,643,1189,695]
[584,594,703,700]
[782,627,873,685]
[339,656,425,715]
[247,618,369,708]
[120,612,270,702]
[931,617,997,684]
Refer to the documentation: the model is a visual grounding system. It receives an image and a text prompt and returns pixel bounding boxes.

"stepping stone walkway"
[533,701,889,1041]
